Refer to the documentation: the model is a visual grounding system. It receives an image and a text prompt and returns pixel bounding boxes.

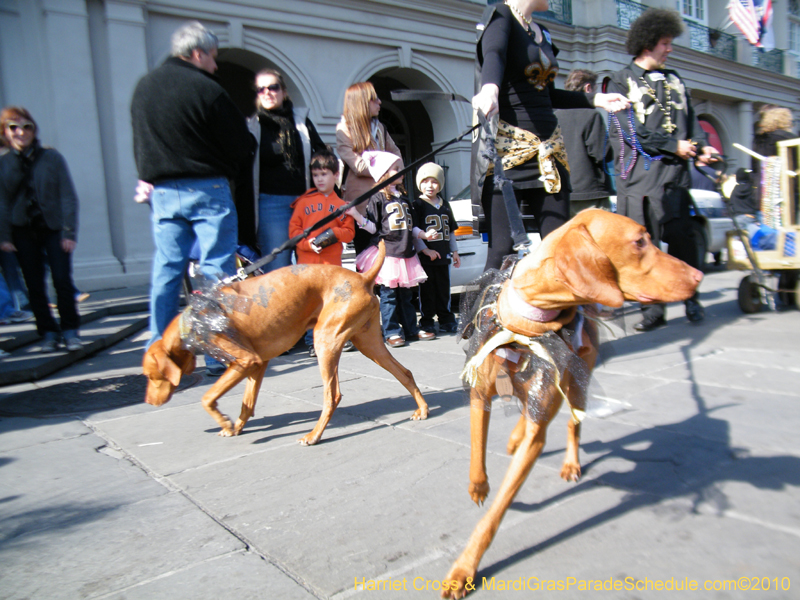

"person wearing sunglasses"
[0,106,82,352]
[247,68,326,270]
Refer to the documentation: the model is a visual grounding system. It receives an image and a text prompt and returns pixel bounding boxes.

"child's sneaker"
[40,332,60,353]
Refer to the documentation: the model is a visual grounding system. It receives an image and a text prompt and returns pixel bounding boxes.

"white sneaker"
[65,337,83,352]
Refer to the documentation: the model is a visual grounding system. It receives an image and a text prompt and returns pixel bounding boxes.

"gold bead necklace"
[638,75,677,134]
[505,1,533,30]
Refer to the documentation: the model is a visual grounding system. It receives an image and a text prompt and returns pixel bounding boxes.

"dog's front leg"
[468,391,492,506]
[560,418,582,481]
[202,367,249,436]
[232,363,269,435]
[298,347,342,446]
[443,419,548,599]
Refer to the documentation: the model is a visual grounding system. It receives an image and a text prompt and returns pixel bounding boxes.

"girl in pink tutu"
[347,151,435,348]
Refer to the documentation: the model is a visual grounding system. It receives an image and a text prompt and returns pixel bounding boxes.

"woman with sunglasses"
[0,106,82,352]
[247,69,326,270]
[336,81,403,255]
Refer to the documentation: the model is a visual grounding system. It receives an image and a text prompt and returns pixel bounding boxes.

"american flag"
[728,0,760,45]
[753,0,774,50]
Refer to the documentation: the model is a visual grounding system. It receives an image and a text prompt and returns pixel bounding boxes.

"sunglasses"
[257,84,282,94]
[6,122,34,133]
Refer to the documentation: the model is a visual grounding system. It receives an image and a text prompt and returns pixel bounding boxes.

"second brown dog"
[142,241,429,444]
[442,210,703,597]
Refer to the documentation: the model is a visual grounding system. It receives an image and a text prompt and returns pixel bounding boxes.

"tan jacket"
[335,118,403,212]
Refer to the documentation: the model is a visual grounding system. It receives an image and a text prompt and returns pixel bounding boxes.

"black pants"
[640,193,700,320]
[483,184,570,271]
[418,263,455,332]
[12,225,79,336]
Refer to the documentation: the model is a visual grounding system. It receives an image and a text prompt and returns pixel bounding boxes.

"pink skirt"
[355,244,428,288]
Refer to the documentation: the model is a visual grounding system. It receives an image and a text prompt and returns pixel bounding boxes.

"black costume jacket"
[470,3,593,211]
[607,61,707,225]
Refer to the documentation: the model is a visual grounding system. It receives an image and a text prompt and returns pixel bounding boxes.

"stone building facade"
[1,0,797,290]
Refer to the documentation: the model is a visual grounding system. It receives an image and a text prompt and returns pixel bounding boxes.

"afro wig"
[626,8,684,57]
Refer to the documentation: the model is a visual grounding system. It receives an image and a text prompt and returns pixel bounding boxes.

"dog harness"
[458,260,591,425]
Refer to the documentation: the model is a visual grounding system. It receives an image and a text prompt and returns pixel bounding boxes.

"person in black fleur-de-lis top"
[606,7,719,332]
[413,163,460,339]
[472,0,629,271]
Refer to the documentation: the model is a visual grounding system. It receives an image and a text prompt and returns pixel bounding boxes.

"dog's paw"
[297,433,320,446]
[441,563,477,599]
[411,407,429,421]
[560,462,581,482]
[469,480,490,505]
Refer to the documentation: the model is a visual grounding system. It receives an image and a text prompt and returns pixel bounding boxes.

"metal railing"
[487,0,572,25]
[533,0,572,25]
[685,20,737,62]
[615,0,647,30]
[752,49,785,74]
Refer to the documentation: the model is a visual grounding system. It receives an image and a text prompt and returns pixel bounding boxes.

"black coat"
[553,108,611,201]
[0,143,78,244]
[131,57,254,183]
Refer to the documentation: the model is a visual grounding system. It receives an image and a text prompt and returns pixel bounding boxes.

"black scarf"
[17,140,46,228]
[257,100,302,175]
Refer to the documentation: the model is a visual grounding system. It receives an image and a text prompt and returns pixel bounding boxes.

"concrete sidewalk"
[1,268,799,599]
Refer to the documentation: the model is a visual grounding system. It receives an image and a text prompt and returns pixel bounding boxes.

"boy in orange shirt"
[289,147,355,355]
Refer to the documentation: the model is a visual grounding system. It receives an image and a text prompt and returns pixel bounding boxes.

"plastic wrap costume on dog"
[458,256,592,425]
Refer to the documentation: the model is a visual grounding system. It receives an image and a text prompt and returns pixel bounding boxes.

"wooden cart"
[727,138,799,312]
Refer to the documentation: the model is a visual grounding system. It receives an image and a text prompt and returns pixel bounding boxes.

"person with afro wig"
[606,8,718,332]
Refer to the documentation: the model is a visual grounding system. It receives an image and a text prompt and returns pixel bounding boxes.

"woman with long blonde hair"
[336,81,403,254]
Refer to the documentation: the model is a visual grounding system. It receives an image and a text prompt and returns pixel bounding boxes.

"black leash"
[219,120,481,286]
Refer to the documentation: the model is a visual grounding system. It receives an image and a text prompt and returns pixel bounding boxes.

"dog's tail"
[362,240,386,287]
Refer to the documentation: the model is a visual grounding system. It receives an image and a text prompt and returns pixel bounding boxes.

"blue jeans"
[379,285,419,340]
[257,193,294,272]
[149,177,237,347]
[0,250,30,311]
[0,271,14,319]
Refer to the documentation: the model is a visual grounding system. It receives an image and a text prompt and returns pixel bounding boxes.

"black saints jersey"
[413,197,457,266]
[365,191,417,259]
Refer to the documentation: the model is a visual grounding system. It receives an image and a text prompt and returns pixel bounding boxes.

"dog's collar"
[505,284,560,323]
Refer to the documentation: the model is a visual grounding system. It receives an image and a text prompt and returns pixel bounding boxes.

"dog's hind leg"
[232,362,269,435]
[443,418,550,599]
[350,317,429,421]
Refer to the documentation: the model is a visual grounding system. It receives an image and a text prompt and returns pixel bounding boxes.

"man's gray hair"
[170,21,218,58]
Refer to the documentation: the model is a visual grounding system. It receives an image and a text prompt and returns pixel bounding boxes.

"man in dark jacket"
[607,8,717,331]
[131,21,254,351]
[554,69,612,216]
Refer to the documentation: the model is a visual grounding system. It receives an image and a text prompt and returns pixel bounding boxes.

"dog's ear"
[157,352,183,387]
[554,224,625,307]
[143,340,183,387]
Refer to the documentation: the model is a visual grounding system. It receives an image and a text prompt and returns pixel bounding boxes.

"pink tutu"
[355,245,428,288]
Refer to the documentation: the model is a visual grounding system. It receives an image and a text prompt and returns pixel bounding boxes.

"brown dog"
[442,210,702,597]
[143,242,428,444]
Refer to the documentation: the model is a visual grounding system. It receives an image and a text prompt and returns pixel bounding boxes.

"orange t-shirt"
[289,189,356,265]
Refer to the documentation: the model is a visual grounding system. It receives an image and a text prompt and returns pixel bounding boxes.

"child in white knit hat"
[346,151,435,347]
[413,162,460,337]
